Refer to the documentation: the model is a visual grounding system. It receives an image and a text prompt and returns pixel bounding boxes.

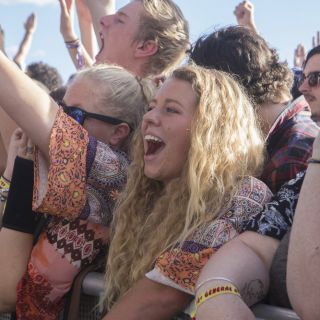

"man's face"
[95,1,143,69]
[299,54,320,122]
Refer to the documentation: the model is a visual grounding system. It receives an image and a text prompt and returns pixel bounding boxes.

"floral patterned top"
[146,176,273,295]
[16,109,130,320]
[32,107,129,226]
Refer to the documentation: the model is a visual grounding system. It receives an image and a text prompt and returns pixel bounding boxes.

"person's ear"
[108,123,131,148]
[134,39,158,58]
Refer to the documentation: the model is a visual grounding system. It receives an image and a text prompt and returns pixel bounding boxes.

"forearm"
[0,228,33,312]
[76,0,95,58]
[86,0,115,47]
[13,31,34,67]
[194,232,278,319]
[65,40,94,69]
[287,164,320,319]
[103,277,191,320]
[0,51,57,157]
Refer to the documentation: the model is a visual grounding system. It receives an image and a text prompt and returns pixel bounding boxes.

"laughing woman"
[0,51,154,319]
[101,65,273,319]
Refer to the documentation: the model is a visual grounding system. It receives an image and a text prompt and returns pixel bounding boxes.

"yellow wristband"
[0,175,10,190]
[190,284,241,319]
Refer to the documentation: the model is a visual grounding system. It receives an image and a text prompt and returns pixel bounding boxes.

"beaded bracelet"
[64,38,85,69]
[195,276,238,291]
[307,158,320,164]
[190,284,241,319]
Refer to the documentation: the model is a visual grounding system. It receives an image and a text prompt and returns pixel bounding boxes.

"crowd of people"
[0,0,319,319]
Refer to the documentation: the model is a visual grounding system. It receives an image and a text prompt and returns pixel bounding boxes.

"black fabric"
[267,229,292,308]
[2,156,39,234]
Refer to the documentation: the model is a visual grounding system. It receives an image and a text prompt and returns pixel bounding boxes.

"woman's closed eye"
[165,106,179,114]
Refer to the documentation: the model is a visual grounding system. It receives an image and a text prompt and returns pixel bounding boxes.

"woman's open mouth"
[144,135,165,156]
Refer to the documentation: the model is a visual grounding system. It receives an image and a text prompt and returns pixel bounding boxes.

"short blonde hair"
[103,65,265,308]
[73,64,156,148]
[135,0,189,76]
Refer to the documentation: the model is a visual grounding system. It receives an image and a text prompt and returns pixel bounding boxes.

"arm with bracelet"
[59,0,94,69]
[193,231,279,320]
[0,129,36,313]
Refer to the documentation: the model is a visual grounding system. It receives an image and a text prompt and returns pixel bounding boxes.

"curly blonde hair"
[103,65,265,309]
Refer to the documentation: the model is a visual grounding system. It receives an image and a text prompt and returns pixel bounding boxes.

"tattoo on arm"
[241,279,265,306]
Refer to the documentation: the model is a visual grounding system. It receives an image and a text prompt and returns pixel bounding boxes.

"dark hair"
[304,45,320,68]
[49,86,67,103]
[26,62,63,92]
[190,26,293,106]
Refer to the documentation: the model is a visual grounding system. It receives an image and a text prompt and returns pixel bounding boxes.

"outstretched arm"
[76,0,95,59]
[13,13,37,69]
[195,232,279,320]
[102,277,191,320]
[59,0,94,69]
[0,24,7,56]
[0,50,57,158]
[234,1,258,34]
[293,44,305,68]
[85,0,115,48]
[287,133,320,320]
[0,130,34,313]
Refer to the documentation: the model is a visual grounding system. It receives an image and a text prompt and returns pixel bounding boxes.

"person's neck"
[257,101,289,136]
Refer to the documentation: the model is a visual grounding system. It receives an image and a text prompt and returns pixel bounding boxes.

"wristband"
[65,38,85,69]
[191,284,241,319]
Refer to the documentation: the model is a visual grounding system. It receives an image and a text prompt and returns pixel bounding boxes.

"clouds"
[0,0,56,5]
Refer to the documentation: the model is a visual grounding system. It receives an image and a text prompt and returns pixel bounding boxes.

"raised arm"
[287,133,320,319]
[76,0,95,59]
[0,51,57,158]
[13,13,37,69]
[194,232,279,320]
[293,43,306,68]
[0,24,7,57]
[85,0,115,48]
[59,0,94,69]
[234,0,258,34]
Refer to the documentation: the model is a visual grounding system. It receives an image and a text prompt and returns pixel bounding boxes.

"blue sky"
[0,0,319,83]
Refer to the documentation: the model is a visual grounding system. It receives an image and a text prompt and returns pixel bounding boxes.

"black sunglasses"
[298,71,320,88]
[59,101,132,131]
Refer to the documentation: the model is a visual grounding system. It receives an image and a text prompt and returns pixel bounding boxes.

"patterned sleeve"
[32,108,129,226]
[244,171,305,240]
[146,176,272,295]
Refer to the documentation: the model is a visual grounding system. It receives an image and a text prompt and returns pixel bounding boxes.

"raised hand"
[312,31,320,48]
[3,129,34,181]
[24,13,37,34]
[293,44,306,68]
[59,0,77,41]
[234,1,257,33]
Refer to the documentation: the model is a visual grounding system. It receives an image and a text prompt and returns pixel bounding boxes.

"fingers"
[17,131,34,160]
[25,138,34,161]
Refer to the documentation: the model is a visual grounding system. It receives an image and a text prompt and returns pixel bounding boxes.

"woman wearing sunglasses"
[0,54,154,319]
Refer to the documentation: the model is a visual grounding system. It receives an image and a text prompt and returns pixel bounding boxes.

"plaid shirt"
[260,96,319,193]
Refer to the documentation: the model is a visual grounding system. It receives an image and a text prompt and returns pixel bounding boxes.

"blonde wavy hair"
[135,0,189,76]
[73,64,155,150]
[103,65,265,309]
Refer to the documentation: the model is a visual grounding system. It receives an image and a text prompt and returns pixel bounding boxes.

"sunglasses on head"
[59,101,132,131]
[298,71,320,88]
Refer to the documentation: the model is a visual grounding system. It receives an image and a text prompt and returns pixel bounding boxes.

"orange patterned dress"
[15,109,130,320]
